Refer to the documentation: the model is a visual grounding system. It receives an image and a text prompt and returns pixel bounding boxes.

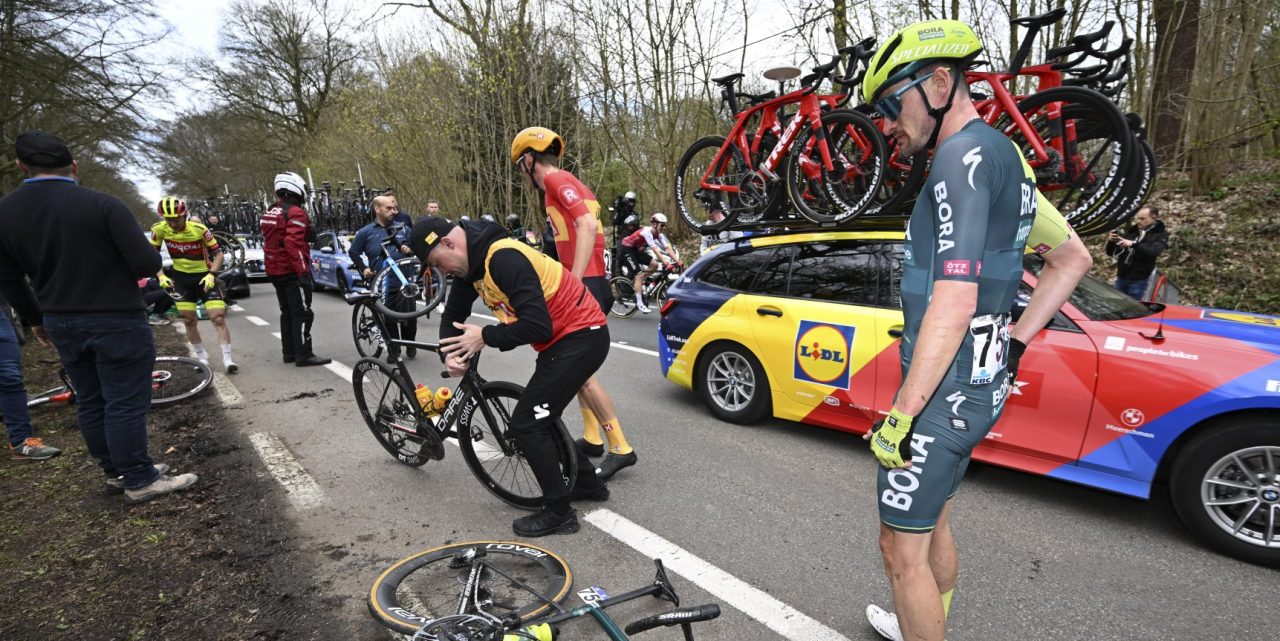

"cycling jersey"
[150,221,220,274]
[621,227,673,255]
[542,170,606,278]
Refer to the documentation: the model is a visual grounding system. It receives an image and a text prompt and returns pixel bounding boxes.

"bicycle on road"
[348,292,577,508]
[609,263,683,319]
[368,540,722,640]
[27,356,213,409]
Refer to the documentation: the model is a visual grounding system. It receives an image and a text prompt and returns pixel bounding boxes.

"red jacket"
[261,200,312,276]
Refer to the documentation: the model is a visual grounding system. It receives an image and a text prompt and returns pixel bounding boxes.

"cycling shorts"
[876,371,1013,533]
[621,246,653,276]
[582,276,613,316]
[171,271,225,312]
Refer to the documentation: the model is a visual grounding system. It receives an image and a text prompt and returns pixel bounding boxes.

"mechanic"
[859,20,1092,641]
[350,195,418,356]
[620,213,680,314]
[409,215,610,536]
[261,172,330,367]
[511,126,637,480]
[150,197,238,373]
[1105,205,1168,300]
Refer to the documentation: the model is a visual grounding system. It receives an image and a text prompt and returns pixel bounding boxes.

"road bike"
[367,233,449,321]
[348,293,577,508]
[27,356,213,409]
[609,263,683,319]
[368,540,722,640]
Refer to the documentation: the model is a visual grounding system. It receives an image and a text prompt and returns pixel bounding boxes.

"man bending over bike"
[620,213,680,314]
[409,215,610,537]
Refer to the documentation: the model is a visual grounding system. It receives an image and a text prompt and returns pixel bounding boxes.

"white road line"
[612,343,659,357]
[271,331,282,339]
[583,509,851,641]
[230,304,245,312]
[248,432,326,510]
[324,360,353,381]
[244,315,270,326]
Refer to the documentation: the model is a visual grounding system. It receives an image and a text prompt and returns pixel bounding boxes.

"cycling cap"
[861,20,982,104]
[274,171,307,198]
[510,127,564,164]
[651,213,668,224]
[157,197,187,218]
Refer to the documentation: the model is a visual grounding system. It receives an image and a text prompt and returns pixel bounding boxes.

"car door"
[312,232,338,287]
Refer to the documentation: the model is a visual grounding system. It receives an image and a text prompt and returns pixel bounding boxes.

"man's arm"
[108,200,163,277]
[571,214,598,280]
[1131,231,1168,258]
[0,278,41,328]
[202,227,224,273]
[284,207,311,274]
[348,228,371,273]
[1013,236,1092,344]
[438,279,479,344]
[481,249,554,349]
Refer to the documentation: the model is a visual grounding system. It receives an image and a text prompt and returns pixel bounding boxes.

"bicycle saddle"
[711,72,744,85]
[1011,7,1066,28]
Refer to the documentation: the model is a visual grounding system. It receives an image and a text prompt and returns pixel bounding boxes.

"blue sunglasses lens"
[876,96,902,120]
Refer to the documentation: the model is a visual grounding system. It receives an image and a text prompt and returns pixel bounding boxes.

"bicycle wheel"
[872,138,928,216]
[997,87,1134,229]
[351,301,384,358]
[352,358,443,466]
[150,356,212,406]
[1077,128,1157,236]
[368,541,573,636]
[609,276,638,319]
[787,109,887,224]
[652,279,671,311]
[456,381,578,510]
[371,258,447,320]
[213,232,245,270]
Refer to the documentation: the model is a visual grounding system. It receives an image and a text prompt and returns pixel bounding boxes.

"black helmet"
[623,214,639,226]
[506,214,521,226]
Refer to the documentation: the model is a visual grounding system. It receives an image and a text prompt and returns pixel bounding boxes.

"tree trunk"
[1150,0,1201,165]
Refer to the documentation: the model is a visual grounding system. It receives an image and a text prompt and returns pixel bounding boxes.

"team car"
[310,231,363,292]
[658,229,1280,567]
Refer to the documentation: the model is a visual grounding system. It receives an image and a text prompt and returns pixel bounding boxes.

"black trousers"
[510,326,609,514]
[140,281,174,317]
[269,273,316,359]
[384,291,417,343]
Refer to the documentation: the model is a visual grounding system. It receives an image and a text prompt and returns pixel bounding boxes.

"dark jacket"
[349,219,408,273]
[261,199,312,276]
[0,177,161,323]
[1105,220,1169,280]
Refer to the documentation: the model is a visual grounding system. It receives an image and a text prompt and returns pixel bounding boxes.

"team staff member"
[410,216,609,536]
[510,127,637,479]
[350,195,417,356]
[150,197,238,373]
[619,213,679,313]
[261,171,330,367]
[858,22,1091,641]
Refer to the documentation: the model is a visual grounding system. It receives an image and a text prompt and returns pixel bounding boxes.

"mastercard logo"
[793,321,855,389]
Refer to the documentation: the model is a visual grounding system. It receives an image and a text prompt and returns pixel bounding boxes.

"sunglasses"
[874,75,930,121]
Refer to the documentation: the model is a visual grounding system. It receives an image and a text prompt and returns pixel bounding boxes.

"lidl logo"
[793,320,855,390]
[1201,310,1280,328]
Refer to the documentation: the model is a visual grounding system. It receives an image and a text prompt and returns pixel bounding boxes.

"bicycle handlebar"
[623,604,722,635]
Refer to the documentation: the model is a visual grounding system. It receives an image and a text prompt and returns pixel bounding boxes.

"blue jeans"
[1114,278,1147,300]
[43,313,159,489]
[0,312,34,447]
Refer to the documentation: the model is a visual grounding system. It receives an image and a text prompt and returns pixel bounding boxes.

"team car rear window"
[698,240,901,309]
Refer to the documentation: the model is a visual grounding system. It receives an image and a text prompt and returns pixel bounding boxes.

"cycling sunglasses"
[875,75,930,121]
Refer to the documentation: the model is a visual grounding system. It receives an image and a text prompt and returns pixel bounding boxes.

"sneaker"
[576,438,605,458]
[866,604,904,641]
[636,301,652,314]
[595,451,638,481]
[513,508,579,537]
[225,358,239,374]
[569,482,609,502]
[105,463,170,493]
[406,347,417,359]
[10,437,61,461]
[147,314,169,326]
[123,473,199,504]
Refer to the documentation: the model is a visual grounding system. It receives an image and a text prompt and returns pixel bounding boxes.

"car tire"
[696,342,771,424]
[1169,417,1280,567]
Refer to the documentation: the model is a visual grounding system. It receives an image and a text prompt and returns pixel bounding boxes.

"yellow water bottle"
[503,623,554,641]
[432,387,452,411]
[414,384,433,410]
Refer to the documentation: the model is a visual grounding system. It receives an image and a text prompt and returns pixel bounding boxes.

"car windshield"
[1024,256,1154,321]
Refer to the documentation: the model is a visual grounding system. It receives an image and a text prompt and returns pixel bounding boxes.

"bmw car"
[310,231,363,292]
[659,229,1280,566]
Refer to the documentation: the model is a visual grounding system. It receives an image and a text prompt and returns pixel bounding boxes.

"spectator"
[388,194,413,229]
[261,171,331,367]
[0,130,197,501]
[0,303,60,460]
[350,195,417,356]
[139,277,175,325]
[1105,206,1169,300]
[699,203,744,256]
[425,199,441,217]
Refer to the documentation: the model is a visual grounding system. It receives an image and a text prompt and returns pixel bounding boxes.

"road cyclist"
[619,213,680,314]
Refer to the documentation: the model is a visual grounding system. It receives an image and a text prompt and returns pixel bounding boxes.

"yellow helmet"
[510,127,564,164]
[861,20,983,104]
[157,196,187,218]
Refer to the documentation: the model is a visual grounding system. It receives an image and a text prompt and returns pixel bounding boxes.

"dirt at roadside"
[0,324,354,641]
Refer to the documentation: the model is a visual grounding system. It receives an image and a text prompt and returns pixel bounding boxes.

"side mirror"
[321,246,335,254]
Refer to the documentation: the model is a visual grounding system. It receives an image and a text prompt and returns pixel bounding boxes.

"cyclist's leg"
[929,502,958,618]
[172,274,205,357]
[201,283,235,371]
[577,379,631,455]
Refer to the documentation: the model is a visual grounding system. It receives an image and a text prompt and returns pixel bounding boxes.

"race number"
[968,313,1010,385]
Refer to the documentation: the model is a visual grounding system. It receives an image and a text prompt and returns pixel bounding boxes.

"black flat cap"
[15,131,73,168]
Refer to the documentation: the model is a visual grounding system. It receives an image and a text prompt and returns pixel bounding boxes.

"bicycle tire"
[371,258,447,320]
[1078,129,1157,236]
[368,541,573,636]
[351,301,384,358]
[872,140,928,216]
[150,356,213,406]
[212,232,246,271]
[786,108,887,224]
[652,279,671,311]
[456,380,578,510]
[352,358,443,466]
[609,276,638,319]
[674,136,736,234]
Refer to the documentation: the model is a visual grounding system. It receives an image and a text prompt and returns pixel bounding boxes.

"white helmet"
[274,171,306,198]
[624,191,637,201]
[651,212,668,224]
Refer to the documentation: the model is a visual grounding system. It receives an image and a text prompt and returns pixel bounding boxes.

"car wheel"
[1169,417,1280,567]
[696,342,770,424]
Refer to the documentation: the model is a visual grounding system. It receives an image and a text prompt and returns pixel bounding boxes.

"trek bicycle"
[348,292,577,508]
[26,356,213,409]
[368,540,722,640]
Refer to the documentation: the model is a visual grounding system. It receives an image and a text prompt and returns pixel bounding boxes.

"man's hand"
[399,244,411,255]
[158,274,174,290]
[863,408,916,469]
[362,267,374,279]
[31,326,53,349]
[1007,338,1028,383]
[440,322,486,361]
[444,353,469,377]
[199,273,217,292]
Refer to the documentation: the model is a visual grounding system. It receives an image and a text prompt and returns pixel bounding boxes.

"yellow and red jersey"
[150,220,220,274]
[542,170,606,278]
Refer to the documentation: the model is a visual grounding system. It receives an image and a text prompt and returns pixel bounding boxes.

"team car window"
[750,246,795,296]
[1024,255,1154,321]
[787,241,897,307]
[696,247,778,292]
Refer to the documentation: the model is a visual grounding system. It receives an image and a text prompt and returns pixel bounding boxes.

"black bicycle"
[348,291,577,509]
[368,540,722,640]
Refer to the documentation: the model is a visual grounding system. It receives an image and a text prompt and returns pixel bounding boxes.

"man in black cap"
[409,215,609,536]
[0,131,199,502]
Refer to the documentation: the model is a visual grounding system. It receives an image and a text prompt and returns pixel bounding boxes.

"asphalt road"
[206,281,1275,641]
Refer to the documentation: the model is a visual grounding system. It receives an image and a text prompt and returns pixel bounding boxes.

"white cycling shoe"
[866,604,904,641]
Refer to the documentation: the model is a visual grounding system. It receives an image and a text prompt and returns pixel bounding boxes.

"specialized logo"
[533,403,551,420]
[1201,310,1280,328]
[1120,408,1145,427]
[946,390,966,415]
[793,320,856,390]
[962,146,982,190]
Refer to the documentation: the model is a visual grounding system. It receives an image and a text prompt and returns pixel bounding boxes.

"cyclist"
[620,213,679,313]
[262,171,331,367]
[409,216,610,536]
[150,197,238,373]
[510,127,638,480]
[858,20,1092,641]
[349,195,418,356]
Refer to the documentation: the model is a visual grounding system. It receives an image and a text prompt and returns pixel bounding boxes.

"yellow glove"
[199,273,216,292]
[158,274,174,290]
[867,408,916,469]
